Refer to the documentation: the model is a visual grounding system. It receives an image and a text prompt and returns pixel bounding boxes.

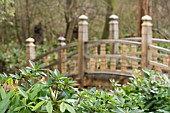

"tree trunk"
[101,0,114,39]
[64,0,78,42]
[138,0,152,37]
[26,0,30,38]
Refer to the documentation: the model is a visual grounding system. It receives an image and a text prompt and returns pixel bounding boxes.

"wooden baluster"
[131,45,138,75]
[44,55,50,67]
[110,58,116,71]
[163,57,168,65]
[71,60,76,74]
[100,44,107,71]
[26,37,35,67]
[152,42,161,72]
[94,46,98,70]
[121,44,127,73]
[90,46,98,71]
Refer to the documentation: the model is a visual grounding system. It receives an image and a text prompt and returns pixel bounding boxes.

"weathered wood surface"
[121,44,127,73]
[85,54,141,61]
[149,45,170,54]
[32,43,78,61]
[85,39,142,45]
[150,60,170,71]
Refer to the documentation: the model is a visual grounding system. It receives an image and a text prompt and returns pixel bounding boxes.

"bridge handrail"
[33,43,78,61]
[149,45,170,54]
[121,37,170,44]
[43,55,78,69]
[121,37,141,41]
[152,38,170,44]
[85,54,141,61]
[85,39,142,45]
[149,60,170,71]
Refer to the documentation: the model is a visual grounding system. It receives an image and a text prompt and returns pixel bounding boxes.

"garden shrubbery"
[0,62,170,113]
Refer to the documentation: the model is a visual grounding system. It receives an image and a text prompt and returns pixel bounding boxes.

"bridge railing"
[26,14,170,87]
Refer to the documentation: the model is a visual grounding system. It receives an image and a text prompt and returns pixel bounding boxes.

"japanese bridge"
[26,15,170,87]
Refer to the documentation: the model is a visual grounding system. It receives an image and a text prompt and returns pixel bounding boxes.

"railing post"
[109,14,119,71]
[109,14,119,54]
[58,37,66,73]
[141,15,152,73]
[26,37,35,66]
[78,15,88,87]
[168,53,170,78]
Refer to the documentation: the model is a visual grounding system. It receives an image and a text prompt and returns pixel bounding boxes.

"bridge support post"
[109,14,119,54]
[109,14,119,71]
[78,15,88,87]
[168,54,170,78]
[26,37,35,67]
[58,37,66,73]
[141,15,152,75]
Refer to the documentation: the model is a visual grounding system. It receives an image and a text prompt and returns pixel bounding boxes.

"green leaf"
[29,61,35,68]
[143,69,150,78]
[32,100,45,111]
[7,78,13,85]
[14,106,25,111]
[18,87,28,99]
[0,90,14,113]
[0,98,10,113]
[66,103,76,113]
[0,86,6,99]
[60,102,66,112]
[54,69,60,76]
[94,99,99,108]
[46,101,53,113]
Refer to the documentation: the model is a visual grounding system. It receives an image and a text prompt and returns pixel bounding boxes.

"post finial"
[26,37,35,43]
[142,15,152,21]
[109,14,118,20]
[58,36,66,46]
[79,15,88,20]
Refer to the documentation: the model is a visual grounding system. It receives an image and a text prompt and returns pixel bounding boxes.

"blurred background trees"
[0,0,170,73]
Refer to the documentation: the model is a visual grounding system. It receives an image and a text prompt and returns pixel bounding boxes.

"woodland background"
[0,0,170,73]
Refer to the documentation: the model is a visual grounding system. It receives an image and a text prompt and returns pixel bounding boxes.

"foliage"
[0,0,15,23]
[0,61,77,113]
[1,63,170,113]
[0,41,26,73]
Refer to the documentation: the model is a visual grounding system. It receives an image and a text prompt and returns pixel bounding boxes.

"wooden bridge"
[26,15,170,87]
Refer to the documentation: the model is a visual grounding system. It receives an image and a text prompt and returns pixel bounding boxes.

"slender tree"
[102,0,114,39]
[138,0,152,37]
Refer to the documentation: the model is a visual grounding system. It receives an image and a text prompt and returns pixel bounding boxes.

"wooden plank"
[85,71,132,77]
[122,38,170,44]
[152,42,161,72]
[152,38,170,44]
[121,37,141,41]
[121,44,127,73]
[85,54,141,61]
[89,46,98,71]
[85,39,142,45]
[100,44,107,70]
[149,60,170,71]
[131,45,138,75]
[33,43,77,61]
[149,45,170,54]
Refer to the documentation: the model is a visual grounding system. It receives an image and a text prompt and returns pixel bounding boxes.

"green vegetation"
[0,62,170,113]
